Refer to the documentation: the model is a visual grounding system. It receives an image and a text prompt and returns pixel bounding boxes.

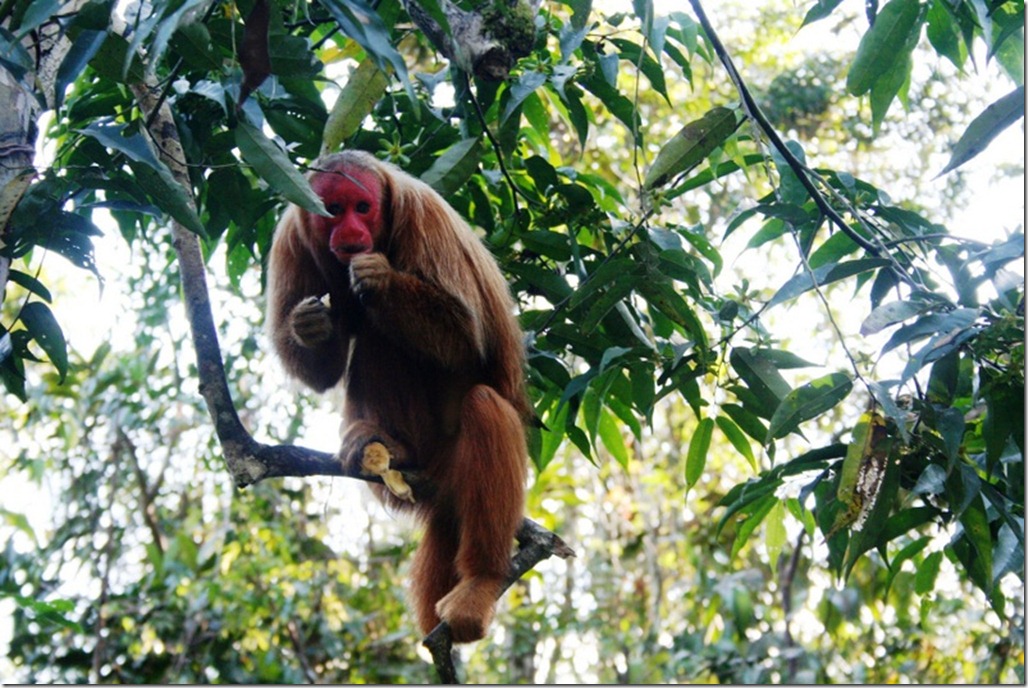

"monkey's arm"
[267,239,353,392]
[350,253,484,370]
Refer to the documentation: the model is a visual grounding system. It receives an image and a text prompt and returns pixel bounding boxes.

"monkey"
[266,150,530,643]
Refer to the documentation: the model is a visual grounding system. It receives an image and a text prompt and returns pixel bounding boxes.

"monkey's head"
[309,155,385,264]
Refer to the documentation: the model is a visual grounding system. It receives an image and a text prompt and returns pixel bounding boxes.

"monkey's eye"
[326,203,343,215]
[356,201,372,214]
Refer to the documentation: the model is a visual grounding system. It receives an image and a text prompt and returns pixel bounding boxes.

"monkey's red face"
[310,168,384,264]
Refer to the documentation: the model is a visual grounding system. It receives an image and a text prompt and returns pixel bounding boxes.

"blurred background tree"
[1,0,1023,682]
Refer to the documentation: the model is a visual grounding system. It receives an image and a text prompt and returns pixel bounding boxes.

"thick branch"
[401,0,537,81]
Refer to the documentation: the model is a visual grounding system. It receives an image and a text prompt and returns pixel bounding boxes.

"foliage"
[0,0,1023,682]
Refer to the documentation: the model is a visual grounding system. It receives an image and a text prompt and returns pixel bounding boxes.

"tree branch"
[401,0,538,81]
[423,519,575,683]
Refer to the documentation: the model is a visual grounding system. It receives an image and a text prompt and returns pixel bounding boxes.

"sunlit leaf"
[716,415,756,470]
[765,500,787,565]
[685,417,714,488]
[643,106,740,190]
[846,0,923,96]
[939,86,1025,176]
[420,138,481,197]
[597,407,630,468]
[768,372,853,440]
[915,550,943,594]
[767,258,891,309]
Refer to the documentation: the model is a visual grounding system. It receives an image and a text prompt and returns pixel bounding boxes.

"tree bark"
[0,1,89,303]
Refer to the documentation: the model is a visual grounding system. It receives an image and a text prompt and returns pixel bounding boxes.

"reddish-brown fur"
[266,150,529,643]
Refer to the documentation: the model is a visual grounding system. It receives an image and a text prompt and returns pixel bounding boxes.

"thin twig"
[687,0,919,292]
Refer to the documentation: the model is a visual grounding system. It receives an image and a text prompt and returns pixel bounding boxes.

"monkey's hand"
[349,253,392,302]
[289,295,334,347]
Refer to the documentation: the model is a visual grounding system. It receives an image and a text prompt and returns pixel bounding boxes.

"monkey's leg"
[434,385,527,643]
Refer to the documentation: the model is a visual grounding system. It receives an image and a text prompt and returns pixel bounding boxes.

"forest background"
[0,0,1024,683]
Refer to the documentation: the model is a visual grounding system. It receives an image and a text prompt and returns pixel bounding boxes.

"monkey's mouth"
[332,244,372,262]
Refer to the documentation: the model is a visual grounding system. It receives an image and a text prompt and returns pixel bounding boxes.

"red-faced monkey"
[266,150,529,642]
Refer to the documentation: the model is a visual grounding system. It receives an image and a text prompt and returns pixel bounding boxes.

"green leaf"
[765,500,787,565]
[860,299,931,335]
[685,417,714,488]
[638,281,707,348]
[716,415,756,470]
[768,372,853,440]
[597,407,630,468]
[770,140,809,205]
[731,495,776,558]
[869,49,912,132]
[955,495,994,596]
[322,59,389,152]
[767,258,891,309]
[8,269,53,303]
[729,347,791,415]
[721,403,769,445]
[268,33,320,78]
[992,523,1024,585]
[535,394,570,472]
[508,263,573,303]
[915,550,943,595]
[126,159,208,238]
[235,119,326,216]
[939,86,1025,176]
[13,0,62,37]
[569,257,639,310]
[20,302,67,382]
[78,121,162,168]
[15,596,84,633]
[643,106,740,190]
[54,29,107,110]
[420,138,481,197]
[802,0,844,26]
[502,70,547,124]
[317,0,416,102]
[926,0,965,69]
[885,536,930,595]
[0,27,35,81]
[846,0,923,96]
[581,65,641,143]
[881,308,978,354]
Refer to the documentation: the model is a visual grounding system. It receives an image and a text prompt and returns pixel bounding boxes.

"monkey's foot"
[436,577,503,643]
[361,442,414,503]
